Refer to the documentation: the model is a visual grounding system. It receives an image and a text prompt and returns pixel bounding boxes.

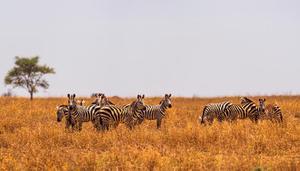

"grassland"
[0,96,299,170]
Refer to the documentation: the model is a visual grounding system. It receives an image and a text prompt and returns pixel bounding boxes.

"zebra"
[56,98,85,127]
[76,99,86,106]
[91,93,114,106]
[67,93,105,131]
[93,94,146,131]
[139,94,172,129]
[239,97,260,123]
[199,101,232,125]
[56,105,76,130]
[258,98,283,123]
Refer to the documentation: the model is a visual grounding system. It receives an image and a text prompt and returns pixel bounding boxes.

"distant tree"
[2,89,14,97]
[4,56,55,100]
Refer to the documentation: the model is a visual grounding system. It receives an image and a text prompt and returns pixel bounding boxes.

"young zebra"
[258,98,283,123]
[93,94,146,131]
[67,93,104,131]
[140,94,172,129]
[239,97,260,123]
[199,101,232,124]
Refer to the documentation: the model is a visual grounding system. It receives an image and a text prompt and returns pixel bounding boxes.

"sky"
[0,0,299,97]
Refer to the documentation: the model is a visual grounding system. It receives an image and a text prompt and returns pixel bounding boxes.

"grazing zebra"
[199,101,232,124]
[140,94,172,129]
[56,105,76,130]
[239,97,260,123]
[93,94,146,131]
[67,93,104,131]
[56,105,68,122]
[258,98,283,123]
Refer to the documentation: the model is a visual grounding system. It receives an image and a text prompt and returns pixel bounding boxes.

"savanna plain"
[0,96,299,170]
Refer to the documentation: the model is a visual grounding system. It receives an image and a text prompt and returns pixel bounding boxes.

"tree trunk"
[30,91,33,100]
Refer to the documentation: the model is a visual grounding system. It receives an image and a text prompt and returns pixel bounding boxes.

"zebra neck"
[160,104,168,112]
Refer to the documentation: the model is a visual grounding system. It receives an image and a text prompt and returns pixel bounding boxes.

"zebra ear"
[142,94,145,99]
[169,94,172,97]
[159,100,163,105]
[137,95,141,99]
[67,94,70,98]
[73,94,76,98]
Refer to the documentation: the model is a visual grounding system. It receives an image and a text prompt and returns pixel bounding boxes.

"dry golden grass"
[0,96,299,170]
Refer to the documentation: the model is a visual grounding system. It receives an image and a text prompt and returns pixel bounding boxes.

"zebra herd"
[56,93,172,131]
[56,94,283,132]
[200,97,283,124]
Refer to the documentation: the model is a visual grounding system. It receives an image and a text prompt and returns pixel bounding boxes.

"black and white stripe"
[238,97,260,122]
[258,98,283,123]
[67,94,103,131]
[199,101,232,124]
[93,95,146,131]
[140,94,172,129]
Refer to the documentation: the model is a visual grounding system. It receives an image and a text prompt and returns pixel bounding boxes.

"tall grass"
[0,96,299,170]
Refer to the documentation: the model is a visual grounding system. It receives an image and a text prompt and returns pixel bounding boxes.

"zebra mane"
[57,104,68,110]
[241,97,254,104]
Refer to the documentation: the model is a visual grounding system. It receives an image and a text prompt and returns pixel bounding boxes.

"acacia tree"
[4,56,55,100]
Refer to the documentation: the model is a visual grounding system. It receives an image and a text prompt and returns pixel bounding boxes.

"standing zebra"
[238,97,260,123]
[56,105,69,122]
[199,101,232,124]
[223,97,261,123]
[67,93,105,131]
[140,94,172,129]
[91,93,114,106]
[258,98,283,123]
[56,105,76,130]
[93,94,146,131]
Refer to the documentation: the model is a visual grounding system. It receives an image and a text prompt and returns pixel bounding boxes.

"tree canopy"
[4,56,55,100]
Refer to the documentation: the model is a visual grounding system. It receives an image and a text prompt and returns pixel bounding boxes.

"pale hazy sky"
[0,0,299,97]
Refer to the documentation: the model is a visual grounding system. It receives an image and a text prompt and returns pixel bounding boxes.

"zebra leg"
[156,119,162,129]
[77,121,83,131]
[65,120,71,131]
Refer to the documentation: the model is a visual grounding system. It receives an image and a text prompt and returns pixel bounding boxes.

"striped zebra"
[93,94,146,131]
[67,93,107,131]
[238,97,260,123]
[56,99,85,124]
[258,98,283,123]
[56,105,68,122]
[199,101,232,124]
[91,93,114,106]
[139,94,172,129]
[56,105,77,130]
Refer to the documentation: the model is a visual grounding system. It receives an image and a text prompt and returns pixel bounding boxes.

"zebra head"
[76,99,86,106]
[132,94,146,111]
[160,94,172,108]
[67,94,77,111]
[56,105,68,122]
[258,98,266,113]
[91,93,104,106]
[100,94,115,106]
